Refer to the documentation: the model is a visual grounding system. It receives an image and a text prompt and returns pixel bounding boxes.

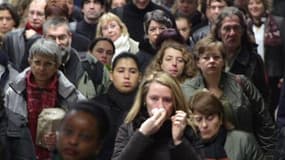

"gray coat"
[2,68,85,160]
[225,130,265,160]
[182,72,277,156]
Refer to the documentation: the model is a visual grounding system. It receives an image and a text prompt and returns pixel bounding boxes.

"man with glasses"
[2,0,46,72]
[211,7,274,157]
[43,17,109,99]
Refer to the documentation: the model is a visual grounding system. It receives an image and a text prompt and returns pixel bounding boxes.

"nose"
[89,2,96,8]
[68,134,79,146]
[201,119,207,128]
[123,71,130,79]
[171,59,177,66]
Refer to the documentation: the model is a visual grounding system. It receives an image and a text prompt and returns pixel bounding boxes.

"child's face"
[56,111,101,160]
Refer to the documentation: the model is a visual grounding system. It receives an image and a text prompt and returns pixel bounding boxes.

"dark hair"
[143,9,173,34]
[88,37,115,54]
[66,100,111,141]
[112,52,141,72]
[45,3,69,19]
[208,0,233,6]
[0,3,20,28]
[155,28,185,49]
[81,0,106,8]
[211,7,255,46]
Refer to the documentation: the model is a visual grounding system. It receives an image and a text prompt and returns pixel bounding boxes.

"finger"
[155,109,167,126]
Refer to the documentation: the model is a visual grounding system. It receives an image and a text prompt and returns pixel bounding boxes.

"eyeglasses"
[45,34,69,42]
[221,25,242,33]
[28,10,45,17]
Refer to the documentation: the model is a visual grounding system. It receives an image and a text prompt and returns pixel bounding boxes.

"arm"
[244,132,266,160]
[111,123,153,160]
[240,75,277,156]
[170,137,202,160]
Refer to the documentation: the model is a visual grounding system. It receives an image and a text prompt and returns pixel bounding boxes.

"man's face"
[219,15,242,51]
[44,24,72,50]
[132,0,150,9]
[208,0,227,22]
[27,1,46,29]
[82,0,105,23]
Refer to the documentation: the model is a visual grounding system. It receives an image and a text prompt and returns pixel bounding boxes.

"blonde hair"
[125,71,190,124]
[145,40,197,83]
[96,12,129,39]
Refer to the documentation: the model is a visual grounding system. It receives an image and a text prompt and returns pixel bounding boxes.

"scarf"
[113,34,131,61]
[25,22,43,35]
[202,127,228,160]
[26,71,58,160]
[264,15,282,46]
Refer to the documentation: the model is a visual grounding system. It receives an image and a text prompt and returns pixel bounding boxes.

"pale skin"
[139,108,187,145]
[138,82,187,145]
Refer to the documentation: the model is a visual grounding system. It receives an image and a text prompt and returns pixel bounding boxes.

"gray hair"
[43,16,70,35]
[29,38,63,65]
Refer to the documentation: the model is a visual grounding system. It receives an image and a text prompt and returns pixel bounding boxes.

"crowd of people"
[0,0,284,160]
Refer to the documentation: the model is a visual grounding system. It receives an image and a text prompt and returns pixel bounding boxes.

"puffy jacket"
[2,68,85,160]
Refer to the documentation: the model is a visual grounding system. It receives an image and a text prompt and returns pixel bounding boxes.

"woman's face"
[147,20,167,45]
[91,40,114,65]
[57,111,101,160]
[110,58,141,93]
[161,47,185,78]
[29,55,58,87]
[193,112,222,140]
[145,82,173,119]
[196,47,224,76]
[248,0,265,20]
[0,10,15,34]
[176,18,191,41]
[101,20,122,41]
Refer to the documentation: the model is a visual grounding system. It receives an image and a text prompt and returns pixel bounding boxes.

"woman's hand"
[171,110,187,145]
[42,131,57,151]
[139,108,167,136]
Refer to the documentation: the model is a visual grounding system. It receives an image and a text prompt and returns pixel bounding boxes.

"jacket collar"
[9,68,77,98]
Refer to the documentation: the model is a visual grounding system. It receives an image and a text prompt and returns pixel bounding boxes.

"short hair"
[45,3,69,19]
[89,37,115,54]
[111,52,141,72]
[62,100,111,141]
[29,38,63,65]
[193,35,226,60]
[143,9,173,35]
[189,90,234,129]
[208,0,233,6]
[81,0,106,8]
[96,12,129,38]
[0,3,20,28]
[43,17,70,35]
[145,40,196,82]
[124,71,189,124]
[210,7,254,45]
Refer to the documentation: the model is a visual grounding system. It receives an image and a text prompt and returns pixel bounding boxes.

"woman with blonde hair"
[96,12,139,61]
[111,71,201,160]
[145,39,196,84]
